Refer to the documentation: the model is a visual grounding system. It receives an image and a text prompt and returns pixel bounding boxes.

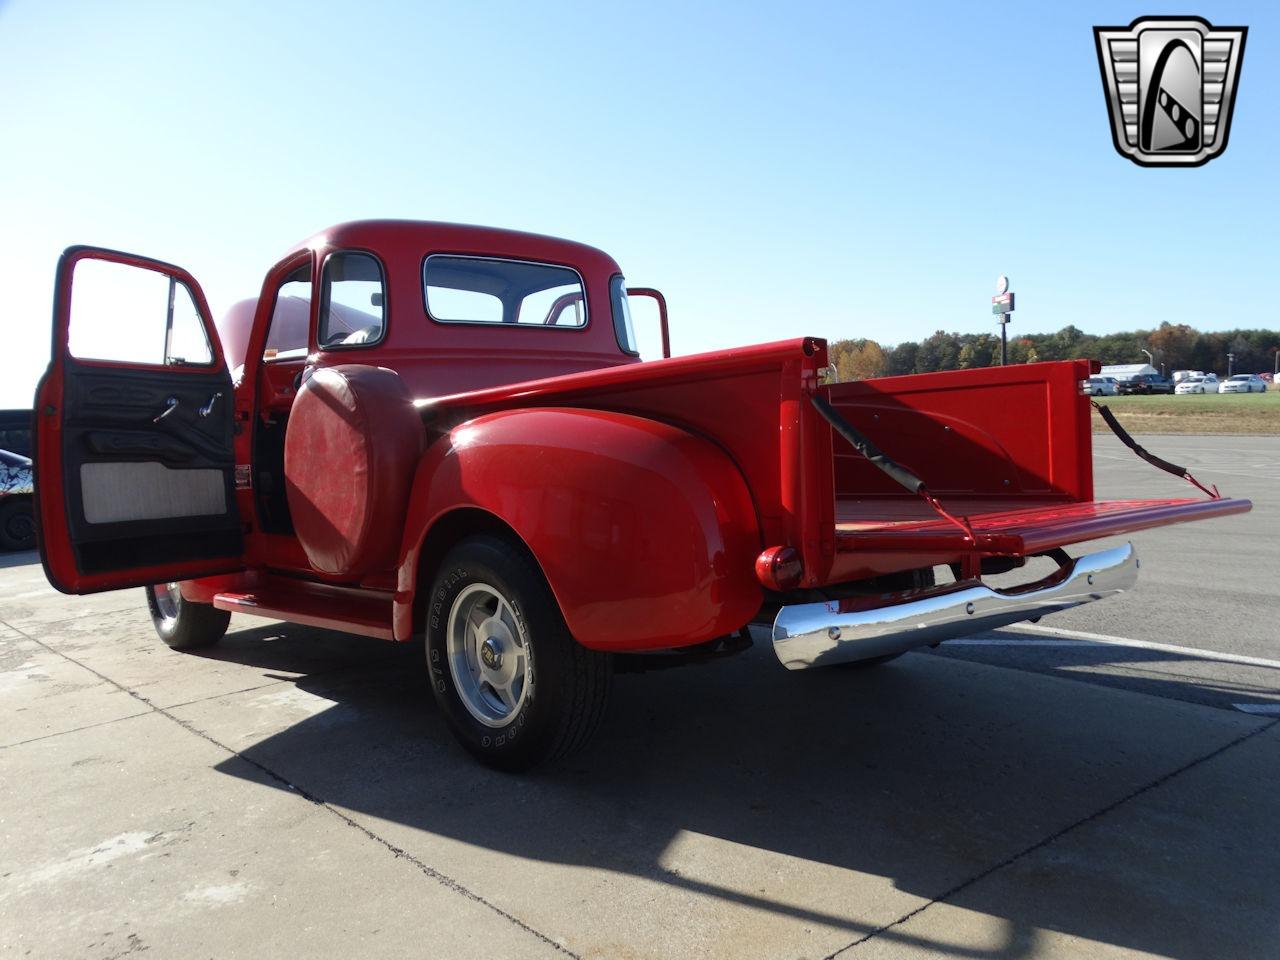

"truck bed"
[418,339,1250,588]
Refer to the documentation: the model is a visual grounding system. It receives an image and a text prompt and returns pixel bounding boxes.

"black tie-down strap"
[1092,401,1220,499]
[810,394,975,543]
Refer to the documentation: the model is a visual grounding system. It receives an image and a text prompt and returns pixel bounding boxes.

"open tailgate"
[821,361,1252,583]
[834,496,1250,556]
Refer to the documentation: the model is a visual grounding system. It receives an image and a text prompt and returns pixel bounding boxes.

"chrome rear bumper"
[772,543,1138,670]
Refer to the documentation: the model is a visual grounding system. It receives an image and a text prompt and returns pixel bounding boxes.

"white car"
[1085,376,1119,396]
[1218,374,1267,394]
[1175,375,1219,395]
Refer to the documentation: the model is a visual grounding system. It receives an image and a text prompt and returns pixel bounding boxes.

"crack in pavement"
[1,617,581,960]
[3,710,154,750]
[826,716,1279,958]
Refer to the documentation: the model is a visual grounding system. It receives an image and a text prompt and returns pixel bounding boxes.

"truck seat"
[284,365,424,578]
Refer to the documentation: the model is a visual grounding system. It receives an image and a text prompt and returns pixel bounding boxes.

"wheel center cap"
[480,637,503,671]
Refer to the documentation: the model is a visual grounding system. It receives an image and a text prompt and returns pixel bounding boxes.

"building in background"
[1100,363,1157,381]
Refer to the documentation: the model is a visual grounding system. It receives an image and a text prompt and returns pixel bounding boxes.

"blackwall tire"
[425,534,611,771]
[145,583,230,650]
[0,499,36,551]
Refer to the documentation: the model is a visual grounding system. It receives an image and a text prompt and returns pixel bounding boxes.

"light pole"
[992,276,1014,365]
[1141,348,1154,367]
[1227,352,1235,376]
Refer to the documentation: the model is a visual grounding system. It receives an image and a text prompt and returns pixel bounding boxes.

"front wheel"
[425,535,611,771]
[145,583,230,650]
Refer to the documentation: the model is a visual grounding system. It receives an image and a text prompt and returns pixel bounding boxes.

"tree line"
[828,323,1280,381]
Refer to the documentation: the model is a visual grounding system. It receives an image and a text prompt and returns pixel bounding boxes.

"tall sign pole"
[992,275,1014,365]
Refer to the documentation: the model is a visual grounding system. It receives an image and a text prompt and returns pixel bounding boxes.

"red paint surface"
[394,407,762,649]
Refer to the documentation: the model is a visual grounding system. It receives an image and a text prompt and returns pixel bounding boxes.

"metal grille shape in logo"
[1094,17,1247,166]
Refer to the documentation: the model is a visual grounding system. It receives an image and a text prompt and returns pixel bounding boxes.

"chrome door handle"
[199,392,223,418]
[153,397,179,423]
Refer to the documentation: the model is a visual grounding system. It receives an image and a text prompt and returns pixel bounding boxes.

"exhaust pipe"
[772,543,1138,670]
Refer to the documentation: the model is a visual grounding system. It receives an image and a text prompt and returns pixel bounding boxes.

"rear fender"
[395,408,762,650]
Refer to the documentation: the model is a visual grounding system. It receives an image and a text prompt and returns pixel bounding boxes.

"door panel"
[35,246,244,594]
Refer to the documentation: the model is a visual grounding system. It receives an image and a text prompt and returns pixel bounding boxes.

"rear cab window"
[424,255,586,328]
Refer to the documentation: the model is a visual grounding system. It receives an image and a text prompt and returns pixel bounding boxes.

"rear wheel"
[425,534,611,771]
[0,498,36,551]
[145,583,230,650]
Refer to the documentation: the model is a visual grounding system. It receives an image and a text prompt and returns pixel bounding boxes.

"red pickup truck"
[33,221,1250,769]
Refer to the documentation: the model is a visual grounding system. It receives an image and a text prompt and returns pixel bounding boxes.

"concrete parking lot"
[2,434,1277,959]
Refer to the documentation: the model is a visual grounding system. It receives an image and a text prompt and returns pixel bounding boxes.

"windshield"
[1230,375,1250,381]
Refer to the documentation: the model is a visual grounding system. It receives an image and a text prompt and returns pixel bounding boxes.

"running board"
[213,582,394,641]
[772,543,1138,670]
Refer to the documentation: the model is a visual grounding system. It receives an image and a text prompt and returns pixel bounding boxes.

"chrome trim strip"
[772,543,1139,670]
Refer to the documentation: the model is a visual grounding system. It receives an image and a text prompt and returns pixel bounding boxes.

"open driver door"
[34,246,244,593]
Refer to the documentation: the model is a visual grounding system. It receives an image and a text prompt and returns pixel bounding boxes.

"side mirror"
[626,287,670,359]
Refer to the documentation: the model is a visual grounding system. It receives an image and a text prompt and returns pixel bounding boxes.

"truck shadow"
[206,622,1278,959]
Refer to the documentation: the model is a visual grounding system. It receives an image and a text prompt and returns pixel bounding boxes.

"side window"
[68,258,213,366]
[424,255,587,327]
[609,275,639,356]
[319,252,387,348]
[264,264,312,362]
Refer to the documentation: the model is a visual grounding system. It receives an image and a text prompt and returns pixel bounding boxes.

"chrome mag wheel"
[152,582,181,622]
[446,582,530,728]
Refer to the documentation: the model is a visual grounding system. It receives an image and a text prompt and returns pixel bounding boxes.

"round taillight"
[755,546,803,591]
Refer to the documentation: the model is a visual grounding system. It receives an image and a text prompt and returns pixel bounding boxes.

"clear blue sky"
[1,1,1275,406]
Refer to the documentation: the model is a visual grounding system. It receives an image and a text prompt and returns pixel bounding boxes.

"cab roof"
[283,220,622,275]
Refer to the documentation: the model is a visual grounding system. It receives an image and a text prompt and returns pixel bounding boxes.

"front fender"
[395,407,762,650]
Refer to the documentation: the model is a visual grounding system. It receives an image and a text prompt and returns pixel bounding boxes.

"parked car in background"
[1085,376,1119,396]
[1175,375,1220,395]
[1219,374,1267,394]
[0,449,35,550]
[1117,373,1175,395]
[0,410,33,459]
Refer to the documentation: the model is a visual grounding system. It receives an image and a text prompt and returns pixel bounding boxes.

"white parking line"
[945,639,1100,647]
[958,623,1280,670]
